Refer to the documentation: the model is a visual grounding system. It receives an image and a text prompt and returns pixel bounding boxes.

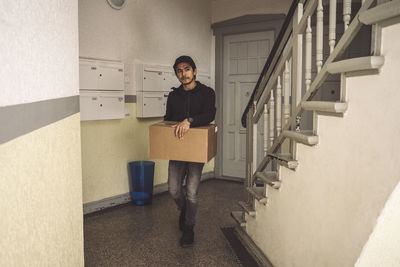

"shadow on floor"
[84,179,246,266]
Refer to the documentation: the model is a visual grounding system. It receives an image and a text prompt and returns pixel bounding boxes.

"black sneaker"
[180,224,194,247]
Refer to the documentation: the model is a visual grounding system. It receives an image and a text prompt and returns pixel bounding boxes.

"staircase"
[231,0,400,266]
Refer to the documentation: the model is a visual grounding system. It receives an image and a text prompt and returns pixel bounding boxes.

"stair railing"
[242,0,380,207]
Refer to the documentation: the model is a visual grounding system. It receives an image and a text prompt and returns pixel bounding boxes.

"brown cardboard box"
[149,121,217,163]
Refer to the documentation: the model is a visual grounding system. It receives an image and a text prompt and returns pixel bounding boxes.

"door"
[222,31,274,178]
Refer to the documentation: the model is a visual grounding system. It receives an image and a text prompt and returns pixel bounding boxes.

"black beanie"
[173,56,197,73]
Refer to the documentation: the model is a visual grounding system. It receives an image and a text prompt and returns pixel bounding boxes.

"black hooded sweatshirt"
[164,81,216,127]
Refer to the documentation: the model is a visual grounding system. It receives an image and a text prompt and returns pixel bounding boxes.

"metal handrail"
[241,0,301,127]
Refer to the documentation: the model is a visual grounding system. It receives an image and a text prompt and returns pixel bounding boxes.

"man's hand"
[171,119,191,140]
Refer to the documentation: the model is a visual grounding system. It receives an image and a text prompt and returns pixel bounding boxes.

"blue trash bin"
[129,161,155,205]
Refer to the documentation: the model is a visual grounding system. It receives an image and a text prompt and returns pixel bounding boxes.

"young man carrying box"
[164,55,216,247]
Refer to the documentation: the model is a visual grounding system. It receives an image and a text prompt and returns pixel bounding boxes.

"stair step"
[246,186,268,204]
[238,201,256,217]
[301,101,348,114]
[255,172,281,189]
[267,153,298,170]
[359,0,400,25]
[327,56,384,74]
[231,211,246,227]
[282,130,319,146]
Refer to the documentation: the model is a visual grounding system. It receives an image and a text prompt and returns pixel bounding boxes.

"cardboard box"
[149,121,217,163]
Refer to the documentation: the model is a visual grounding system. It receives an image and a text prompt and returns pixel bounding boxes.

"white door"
[222,31,274,178]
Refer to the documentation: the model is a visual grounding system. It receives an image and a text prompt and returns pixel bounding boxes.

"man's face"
[175,62,197,86]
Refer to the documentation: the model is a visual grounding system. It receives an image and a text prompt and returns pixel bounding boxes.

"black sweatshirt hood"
[164,81,216,127]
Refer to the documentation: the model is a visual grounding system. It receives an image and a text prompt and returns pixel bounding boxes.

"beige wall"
[245,23,400,267]
[356,181,400,267]
[355,23,400,267]
[211,0,291,23]
[79,0,215,204]
[0,1,82,264]
[0,115,83,266]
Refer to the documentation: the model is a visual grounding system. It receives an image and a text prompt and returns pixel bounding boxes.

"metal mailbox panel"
[137,91,168,118]
[80,90,124,121]
[143,70,170,92]
[98,91,125,120]
[98,62,124,91]
[79,60,98,90]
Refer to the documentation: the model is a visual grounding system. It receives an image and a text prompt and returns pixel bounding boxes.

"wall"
[211,0,291,23]
[245,22,400,267]
[78,0,214,204]
[356,181,400,267]
[354,22,400,267]
[0,1,83,266]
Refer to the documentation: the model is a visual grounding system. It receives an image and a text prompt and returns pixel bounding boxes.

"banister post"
[246,104,254,203]
[291,2,303,158]
[276,76,282,136]
[252,101,258,174]
[316,0,324,73]
[281,60,291,155]
[343,0,352,31]
[269,93,275,148]
[329,0,337,54]
[305,16,312,91]
[263,104,268,156]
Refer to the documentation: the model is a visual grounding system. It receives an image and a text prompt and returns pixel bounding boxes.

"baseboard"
[200,171,214,181]
[83,192,132,215]
[83,171,215,215]
[233,226,274,267]
[215,175,245,183]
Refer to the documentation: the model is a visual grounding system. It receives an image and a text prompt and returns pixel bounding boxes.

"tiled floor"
[84,179,246,266]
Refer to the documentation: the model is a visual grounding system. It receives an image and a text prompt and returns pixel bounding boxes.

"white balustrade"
[293,2,303,111]
[253,101,258,173]
[316,0,324,73]
[263,104,268,156]
[343,0,352,30]
[305,16,312,91]
[269,94,275,147]
[329,0,337,53]
[283,60,291,127]
[276,76,282,136]
[244,0,382,195]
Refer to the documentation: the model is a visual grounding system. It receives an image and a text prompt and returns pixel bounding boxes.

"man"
[164,55,216,247]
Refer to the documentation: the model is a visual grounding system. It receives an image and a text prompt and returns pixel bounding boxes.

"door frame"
[212,14,285,180]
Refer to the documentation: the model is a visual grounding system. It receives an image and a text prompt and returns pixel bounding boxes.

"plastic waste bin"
[128,161,155,205]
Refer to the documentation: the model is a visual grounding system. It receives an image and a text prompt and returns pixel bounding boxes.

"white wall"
[356,181,400,267]
[355,22,400,267]
[0,0,83,265]
[211,0,291,23]
[0,1,79,106]
[79,0,213,93]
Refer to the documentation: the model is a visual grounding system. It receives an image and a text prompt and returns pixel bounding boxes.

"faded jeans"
[168,160,204,226]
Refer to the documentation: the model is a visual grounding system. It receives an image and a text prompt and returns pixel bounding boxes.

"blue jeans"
[168,160,204,226]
